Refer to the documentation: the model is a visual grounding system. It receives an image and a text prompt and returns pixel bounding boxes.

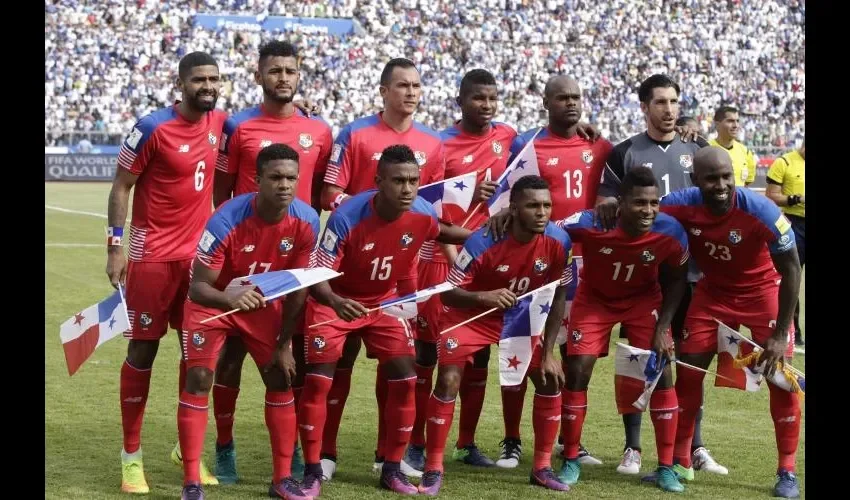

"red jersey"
[440,121,517,230]
[323,112,445,197]
[117,104,228,262]
[660,187,797,298]
[445,223,573,336]
[195,193,320,290]
[216,106,332,204]
[558,210,689,302]
[315,190,440,305]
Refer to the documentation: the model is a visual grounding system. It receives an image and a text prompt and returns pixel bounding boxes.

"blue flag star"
[726,335,738,345]
[516,159,527,169]
[628,354,639,362]
[109,316,117,329]
[453,181,467,191]
[539,303,551,315]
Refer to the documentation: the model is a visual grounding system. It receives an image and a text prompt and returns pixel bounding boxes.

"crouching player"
[177,144,320,500]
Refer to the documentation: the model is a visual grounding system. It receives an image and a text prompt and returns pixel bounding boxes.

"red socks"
[213,384,240,446]
[177,392,209,485]
[321,367,352,457]
[457,367,487,448]
[501,377,528,439]
[411,364,434,448]
[265,390,297,482]
[649,388,678,467]
[120,360,152,454]
[532,393,561,471]
[561,390,587,459]
[425,394,456,472]
[298,373,333,465]
[769,383,801,472]
[674,365,705,468]
[384,376,416,463]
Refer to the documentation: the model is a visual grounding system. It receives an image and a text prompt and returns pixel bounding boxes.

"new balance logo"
[496,264,510,272]
[546,157,559,166]
[428,417,446,425]
[299,424,315,431]
[599,247,613,254]
[372,153,382,160]
[655,412,674,420]
[546,415,561,422]
[328,399,340,405]
[242,245,255,252]
[564,414,578,421]
[363,242,375,251]
[778,416,797,423]
[398,426,414,432]
[463,155,474,164]
[178,144,190,152]
[123,396,143,403]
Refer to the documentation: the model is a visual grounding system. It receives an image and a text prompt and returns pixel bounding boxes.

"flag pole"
[460,168,491,229]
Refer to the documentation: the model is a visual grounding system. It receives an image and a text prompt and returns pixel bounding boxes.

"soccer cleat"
[181,483,205,500]
[319,454,337,481]
[656,466,685,493]
[616,447,642,475]
[292,444,305,481]
[404,445,426,472]
[577,444,603,466]
[495,438,522,468]
[171,443,219,486]
[300,470,322,498]
[417,470,443,496]
[452,444,495,467]
[215,441,239,484]
[401,458,424,479]
[672,463,695,482]
[380,467,419,495]
[557,458,581,485]
[773,469,800,498]
[373,452,385,476]
[692,447,728,475]
[269,477,314,500]
[530,467,570,492]
[120,449,150,494]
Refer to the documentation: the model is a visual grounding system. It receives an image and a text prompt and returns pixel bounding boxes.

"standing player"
[419,175,571,495]
[209,40,332,483]
[318,58,446,480]
[709,106,758,187]
[299,145,470,496]
[765,140,805,348]
[555,167,689,493]
[177,144,319,500]
[595,74,726,477]
[661,147,802,498]
[107,51,226,494]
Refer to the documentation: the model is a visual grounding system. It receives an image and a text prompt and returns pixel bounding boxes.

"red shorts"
[681,283,795,358]
[124,259,192,340]
[181,299,284,371]
[303,297,415,364]
[438,322,544,371]
[415,259,450,344]
[565,289,669,358]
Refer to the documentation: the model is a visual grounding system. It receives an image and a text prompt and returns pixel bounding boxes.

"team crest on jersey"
[416,316,428,330]
[400,232,415,248]
[642,162,653,169]
[139,312,153,328]
[445,337,459,351]
[533,257,549,274]
[571,329,582,343]
[689,228,702,236]
[492,140,503,155]
[299,133,313,149]
[680,154,693,170]
[279,237,294,254]
[208,131,218,146]
[414,151,427,167]
[260,139,272,148]
[582,150,594,165]
[729,229,743,245]
[681,328,690,340]
[192,332,205,348]
[313,336,326,350]
[641,249,656,263]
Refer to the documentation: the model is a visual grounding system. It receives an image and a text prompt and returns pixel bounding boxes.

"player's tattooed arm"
[105,167,140,288]
[189,261,266,312]
[309,280,368,321]
[656,261,688,360]
[763,246,802,378]
[436,222,472,245]
[539,285,567,388]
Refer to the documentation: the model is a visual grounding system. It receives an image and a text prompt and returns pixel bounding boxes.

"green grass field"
[45,182,805,499]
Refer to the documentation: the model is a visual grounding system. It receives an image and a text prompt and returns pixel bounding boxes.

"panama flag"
[715,322,764,392]
[498,280,559,386]
[614,343,667,412]
[487,129,542,216]
[224,267,342,302]
[418,172,478,219]
[380,281,455,319]
[60,287,130,376]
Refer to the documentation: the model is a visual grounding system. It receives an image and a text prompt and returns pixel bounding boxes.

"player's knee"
[214,343,248,387]
[657,364,675,390]
[434,366,462,400]
[415,341,438,367]
[186,367,214,395]
[262,371,291,392]
[127,339,160,369]
[382,356,416,380]
[472,345,491,368]
[565,356,594,391]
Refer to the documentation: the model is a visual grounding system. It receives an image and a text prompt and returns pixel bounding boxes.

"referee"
[766,139,806,347]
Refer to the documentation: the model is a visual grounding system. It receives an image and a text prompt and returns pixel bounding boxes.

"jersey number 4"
[370,256,393,281]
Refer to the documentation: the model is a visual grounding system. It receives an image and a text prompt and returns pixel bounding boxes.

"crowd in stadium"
[44,0,804,149]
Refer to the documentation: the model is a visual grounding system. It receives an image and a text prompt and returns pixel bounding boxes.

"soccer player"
[299,145,470,496]
[209,40,332,483]
[177,144,319,500]
[556,166,689,493]
[419,175,571,495]
[596,74,726,476]
[318,58,446,480]
[709,106,758,187]
[106,51,227,494]
[765,139,805,348]
[661,147,802,498]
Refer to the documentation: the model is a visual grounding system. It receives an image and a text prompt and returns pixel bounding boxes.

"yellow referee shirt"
[766,150,805,218]
[709,139,757,186]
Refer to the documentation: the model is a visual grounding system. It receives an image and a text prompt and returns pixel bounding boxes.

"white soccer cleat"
[320,457,337,481]
[400,459,424,479]
[692,447,729,475]
[372,460,384,476]
[495,438,522,469]
[616,447,642,475]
